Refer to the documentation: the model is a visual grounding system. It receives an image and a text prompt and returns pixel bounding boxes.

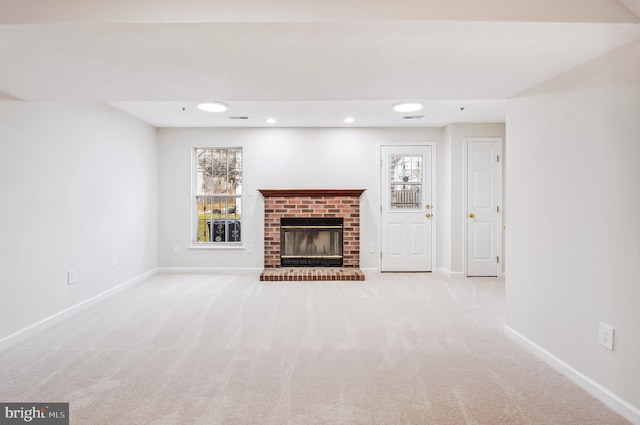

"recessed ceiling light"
[344,117,355,123]
[197,102,228,112]
[266,118,276,124]
[393,102,424,113]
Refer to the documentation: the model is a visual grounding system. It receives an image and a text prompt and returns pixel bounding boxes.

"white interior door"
[467,140,502,276]
[381,145,433,272]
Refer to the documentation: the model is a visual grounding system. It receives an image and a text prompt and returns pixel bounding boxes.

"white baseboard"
[360,267,378,274]
[159,267,381,279]
[158,267,263,274]
[503,325,640,425]
[159,267,380,274]
[437,268,465,277]
[0,268,158,347]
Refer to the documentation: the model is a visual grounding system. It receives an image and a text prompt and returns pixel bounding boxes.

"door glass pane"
[390,155,422,209]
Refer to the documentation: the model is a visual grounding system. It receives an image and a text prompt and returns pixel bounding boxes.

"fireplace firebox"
[280,217,343,267]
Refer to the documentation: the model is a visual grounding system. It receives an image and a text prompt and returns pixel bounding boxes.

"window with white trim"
[194,148,242,244]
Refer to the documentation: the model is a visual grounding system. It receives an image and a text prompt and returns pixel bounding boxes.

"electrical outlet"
[67,270,77,285]
[111,257,117,269]
[174,244,180,253]
[369,244,375,254]
[247,244,254,254]
[598,323,615,351]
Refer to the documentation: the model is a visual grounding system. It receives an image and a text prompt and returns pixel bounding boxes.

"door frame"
[377,142,437,272]
[463,137,503,277]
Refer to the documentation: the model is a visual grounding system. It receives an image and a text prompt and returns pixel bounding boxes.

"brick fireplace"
[258,189,365,281]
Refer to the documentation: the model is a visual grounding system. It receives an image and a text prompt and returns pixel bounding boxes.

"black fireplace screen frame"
[280,217,344,267]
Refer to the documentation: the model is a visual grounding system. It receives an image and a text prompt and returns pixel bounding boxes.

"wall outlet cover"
[67,270,77,285]
[598,322,615,351]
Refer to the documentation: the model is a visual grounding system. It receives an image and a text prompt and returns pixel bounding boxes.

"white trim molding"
[158,267,263,274]
[437,267,465,277]
[359,267,378,274]
[504,325,640,425]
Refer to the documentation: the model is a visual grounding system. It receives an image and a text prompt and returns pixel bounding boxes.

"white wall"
[157,127,442,270]
[506,39,640,414]
[0,101,158,340]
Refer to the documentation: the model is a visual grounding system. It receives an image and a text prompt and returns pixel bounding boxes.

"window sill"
[189,244,244,250]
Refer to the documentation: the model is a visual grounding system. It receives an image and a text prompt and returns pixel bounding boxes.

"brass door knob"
[426,213,431,218]
[426,204,431,210]
[469,213,475,218]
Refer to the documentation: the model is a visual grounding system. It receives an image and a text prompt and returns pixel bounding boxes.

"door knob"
[469,213,475,218]
[425,204,431,210]
[426,213,431,218]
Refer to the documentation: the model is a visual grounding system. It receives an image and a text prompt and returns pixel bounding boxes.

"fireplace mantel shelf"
[258,189,366,197]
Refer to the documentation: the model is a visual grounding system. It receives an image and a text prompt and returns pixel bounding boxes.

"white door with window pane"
[381,145,433,272]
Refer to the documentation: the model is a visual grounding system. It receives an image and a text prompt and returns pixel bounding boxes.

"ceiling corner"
[619,0,640,18]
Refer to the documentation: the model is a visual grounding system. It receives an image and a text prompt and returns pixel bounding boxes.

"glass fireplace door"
[281,218,343,267]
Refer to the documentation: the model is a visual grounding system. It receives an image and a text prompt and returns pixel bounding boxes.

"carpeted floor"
[0,273,630,424]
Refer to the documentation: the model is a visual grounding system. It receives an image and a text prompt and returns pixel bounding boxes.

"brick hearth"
[260,268,365,281]
[258,189,365,281]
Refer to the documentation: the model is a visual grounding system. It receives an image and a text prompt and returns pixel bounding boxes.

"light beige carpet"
[0,273,630,424]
